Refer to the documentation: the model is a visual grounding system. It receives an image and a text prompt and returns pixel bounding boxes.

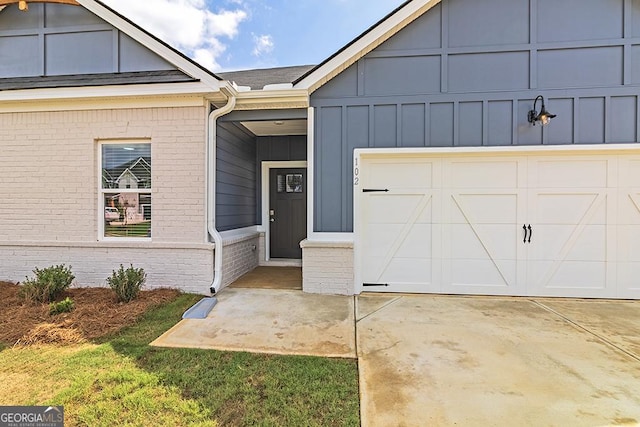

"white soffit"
[242,120,307,136]
[294,0,441,93]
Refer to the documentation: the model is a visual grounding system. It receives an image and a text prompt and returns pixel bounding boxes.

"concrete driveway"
[358,294,640,427]
[154,289,640,426]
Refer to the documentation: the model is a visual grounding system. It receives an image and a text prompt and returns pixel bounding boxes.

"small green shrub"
[107,264,146,303]
[49,297,75,315]
[19,264,75,303]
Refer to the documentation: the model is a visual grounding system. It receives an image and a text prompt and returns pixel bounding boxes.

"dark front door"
[269,168,307,259]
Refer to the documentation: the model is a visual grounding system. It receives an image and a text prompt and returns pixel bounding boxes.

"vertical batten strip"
[605,96,611,143]
[529,0,537,90]
[623,0,632,85]
[341,105,349,230]
[440,0,448,93]
[482,100,489,146]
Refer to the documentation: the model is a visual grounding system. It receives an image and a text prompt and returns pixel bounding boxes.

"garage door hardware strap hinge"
[363,283,390,287]
[362,189,389,193]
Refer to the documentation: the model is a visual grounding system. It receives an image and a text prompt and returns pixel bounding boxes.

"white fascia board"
[294,0,441,92]
[0,95,206,114]
[0,81,214,102]
[234,88,309,110]
[76,0,221,91]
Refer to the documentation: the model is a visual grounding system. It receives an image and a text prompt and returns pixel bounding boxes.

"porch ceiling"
[240,119,307,136]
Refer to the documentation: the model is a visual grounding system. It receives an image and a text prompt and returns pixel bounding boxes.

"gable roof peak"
[294,0,441,93]
[74,0,222,90]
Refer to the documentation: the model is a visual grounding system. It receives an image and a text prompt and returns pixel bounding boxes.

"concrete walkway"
[153,289,640,426]
[152,288,355,358]
[228,267,302,290]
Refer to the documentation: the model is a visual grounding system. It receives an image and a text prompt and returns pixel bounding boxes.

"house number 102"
[353,158,359,186]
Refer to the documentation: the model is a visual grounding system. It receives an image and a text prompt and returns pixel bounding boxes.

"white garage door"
[355,149,640,299]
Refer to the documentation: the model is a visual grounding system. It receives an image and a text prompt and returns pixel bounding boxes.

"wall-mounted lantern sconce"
[528,95,556,126]
[18,0,28,10]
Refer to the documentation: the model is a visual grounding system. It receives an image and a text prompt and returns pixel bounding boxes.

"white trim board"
[0,95,205,113]
[0,82,214,103]
[306,107,315,239]
[0,240,213,250]
[259,259,303,267]
[354,143,640,158]
[304,233,354,243]
[219,225,260,240]
[261,161,308,261]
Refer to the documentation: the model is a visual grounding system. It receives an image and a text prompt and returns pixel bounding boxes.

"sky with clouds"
[102,0,406,72]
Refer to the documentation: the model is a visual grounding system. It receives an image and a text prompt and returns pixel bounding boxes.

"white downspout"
[207,85,236,295]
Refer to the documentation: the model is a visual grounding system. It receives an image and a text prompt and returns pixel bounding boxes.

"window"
[286,174,303,193]
[100,143,151,239]
[276,173,304,193]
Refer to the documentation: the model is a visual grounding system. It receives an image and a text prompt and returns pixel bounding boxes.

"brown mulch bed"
[0,281,180,346]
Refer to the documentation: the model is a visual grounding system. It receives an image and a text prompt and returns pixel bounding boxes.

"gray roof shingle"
[0,70,196,91]
[218,65,315,90]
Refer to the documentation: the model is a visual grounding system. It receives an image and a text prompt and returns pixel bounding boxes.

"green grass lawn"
[105,221,151,238]
[0,294,360,426]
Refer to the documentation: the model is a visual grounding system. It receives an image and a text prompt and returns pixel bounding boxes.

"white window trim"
[98,140,152,242]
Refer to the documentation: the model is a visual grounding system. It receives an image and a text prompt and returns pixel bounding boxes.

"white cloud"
[103,0,247,71]
[207,9,246,37]
[252,34,274,57]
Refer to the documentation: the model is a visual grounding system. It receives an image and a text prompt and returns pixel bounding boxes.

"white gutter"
[207,84,237,295]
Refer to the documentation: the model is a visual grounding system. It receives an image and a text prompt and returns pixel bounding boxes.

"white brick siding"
[0,105,212,292]
[0,242,213,295]
[0,106,207,243]
[300,239,355,295]
[256,232,303,267]
[220,232,260,288]
[258,233,267,265]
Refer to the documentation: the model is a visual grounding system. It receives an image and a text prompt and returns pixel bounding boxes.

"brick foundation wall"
[300,239,354,295]
[0,242,214,295]
[220,232,260,288]
[258,233,267,265]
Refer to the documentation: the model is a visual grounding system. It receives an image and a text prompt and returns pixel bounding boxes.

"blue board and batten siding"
[216,122,257,231]
[216,132,307,230]
[311,0,640,233]
[0,3,174,78]
[216,108,308,230]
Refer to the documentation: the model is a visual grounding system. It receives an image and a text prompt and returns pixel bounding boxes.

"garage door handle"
[363,189,389,193]
[527,224,532,243]
[523,224,528,243]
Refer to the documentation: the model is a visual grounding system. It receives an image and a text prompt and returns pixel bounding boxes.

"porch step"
[182,297,218,319]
